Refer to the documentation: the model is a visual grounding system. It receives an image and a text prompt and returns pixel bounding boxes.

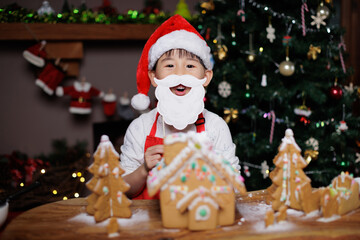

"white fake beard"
[154,74,206,130]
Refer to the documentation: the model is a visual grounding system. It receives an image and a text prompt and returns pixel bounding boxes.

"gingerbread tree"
[86,135,132,237]
[267,129,311,211]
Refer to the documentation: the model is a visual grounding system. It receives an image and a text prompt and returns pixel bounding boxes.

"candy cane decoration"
[338,36,347,73]
[269,110,276,144]
[301,1,309,36]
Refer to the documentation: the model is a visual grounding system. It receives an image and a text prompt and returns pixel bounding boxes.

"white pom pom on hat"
[131,14,212,111]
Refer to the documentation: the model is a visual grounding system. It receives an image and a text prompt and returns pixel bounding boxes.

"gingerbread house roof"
[176,186,226,213]
[146,132,246,197]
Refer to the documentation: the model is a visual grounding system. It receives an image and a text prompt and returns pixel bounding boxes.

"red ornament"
[329,85,343,99]
[299,116,311,125]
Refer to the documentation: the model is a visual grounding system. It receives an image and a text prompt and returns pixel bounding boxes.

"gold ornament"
[317,1,330,19]
[279,46,295,77]
[307,44,321,60]
[246,53,256,63]
[279,58,295,76]
[223,108,238,123]
[200,0,215,11]
[214,44,228,61]
[304,149,319,164]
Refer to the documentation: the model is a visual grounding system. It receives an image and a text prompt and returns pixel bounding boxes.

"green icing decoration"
[199,209,207,217]
[181,175,187,182]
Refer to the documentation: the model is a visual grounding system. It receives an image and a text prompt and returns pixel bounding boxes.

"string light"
[52,190,58,195]
[80,177,85,183]
[20,182,24,187]
[63,196,68,200]
[72,173,77,178]
[74,193,80,198]
[41,169,46,174]
[77,172,82,177]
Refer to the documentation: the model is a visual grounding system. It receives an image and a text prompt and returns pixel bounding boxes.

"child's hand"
[144,145,164,172]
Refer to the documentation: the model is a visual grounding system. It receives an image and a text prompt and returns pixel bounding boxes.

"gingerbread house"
[146,132,246,231]
[320,172,360,218]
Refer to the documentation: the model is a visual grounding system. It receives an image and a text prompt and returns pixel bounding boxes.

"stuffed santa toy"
[23,41,47,67]
[56,77,104,114]
[130,14,213,111]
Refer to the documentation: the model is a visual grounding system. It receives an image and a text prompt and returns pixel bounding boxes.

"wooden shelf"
[0,23,159,41]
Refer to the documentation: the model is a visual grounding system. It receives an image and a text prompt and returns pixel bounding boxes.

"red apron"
[133,112,205,199]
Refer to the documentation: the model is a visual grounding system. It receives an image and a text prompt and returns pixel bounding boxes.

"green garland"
[0,4,173,24]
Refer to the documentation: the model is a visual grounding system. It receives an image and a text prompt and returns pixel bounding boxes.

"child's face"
[148,49,213,96]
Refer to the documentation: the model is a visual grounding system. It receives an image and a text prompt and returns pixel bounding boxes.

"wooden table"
[2,190,360,239]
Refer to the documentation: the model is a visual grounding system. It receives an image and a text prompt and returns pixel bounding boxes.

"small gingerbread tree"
[86,135,132,237]
[267,129,311,212]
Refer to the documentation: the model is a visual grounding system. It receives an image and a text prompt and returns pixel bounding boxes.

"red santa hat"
[131,14,212,111]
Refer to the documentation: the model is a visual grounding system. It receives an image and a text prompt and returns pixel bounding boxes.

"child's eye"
[166,64,174,68]
[186,64,195,68]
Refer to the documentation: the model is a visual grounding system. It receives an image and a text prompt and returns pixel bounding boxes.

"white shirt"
[120,108,240,175]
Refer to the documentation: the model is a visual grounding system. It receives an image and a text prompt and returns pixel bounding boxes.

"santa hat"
[131,14,212,111]
[23,41,47,67]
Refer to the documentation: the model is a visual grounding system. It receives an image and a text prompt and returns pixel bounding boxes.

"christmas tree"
[267,129,310,211]
[86,135,132,237]
[194,0,360,190]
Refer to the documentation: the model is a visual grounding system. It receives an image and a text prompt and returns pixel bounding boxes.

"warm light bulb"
[63,196,68,200]
[74,193,80,198]
[20,182,24,187]
[77,172,82,177]
[53,190,58,195]
[41,169,46,174]
[72,173,77,178]
[80,177,85,183]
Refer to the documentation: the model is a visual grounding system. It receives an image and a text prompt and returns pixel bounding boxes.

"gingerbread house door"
[188,202,218,230]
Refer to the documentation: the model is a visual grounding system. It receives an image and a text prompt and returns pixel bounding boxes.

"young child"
[120,15,239,199]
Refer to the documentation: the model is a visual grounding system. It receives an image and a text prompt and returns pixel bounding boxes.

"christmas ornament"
[213,23,228,61]
[102,89,117,117]
[37,1,55,16]
[338,36,347,74]
[261,74,267,87]
[355,153,360,164]
[305,137,319,151]
[279,58,295,77]
[214,44,228,61]
[143,0,162,15]
[304,149,319,164]
[269,110,275,144]
[294,93,311,126]
[237,0,246,22]
[56,77,103,114]
[279,36,295,77]
[35,60,68,95]
[310,11,326,29]
[174,0,191,20]
[244,165,250,177]
[246,33,256,63]
[223,108,238,123]
[301,1,309,36]
[23,41,47,68]
[266,17,276,43]
[218,80,231,98]
[329,78,343,100]
[337,120,348,132]
[344,82,355,95]
[261,161,269,179]
[307,44,321,60]
[317,1,330,19]
[200,0,215,11]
